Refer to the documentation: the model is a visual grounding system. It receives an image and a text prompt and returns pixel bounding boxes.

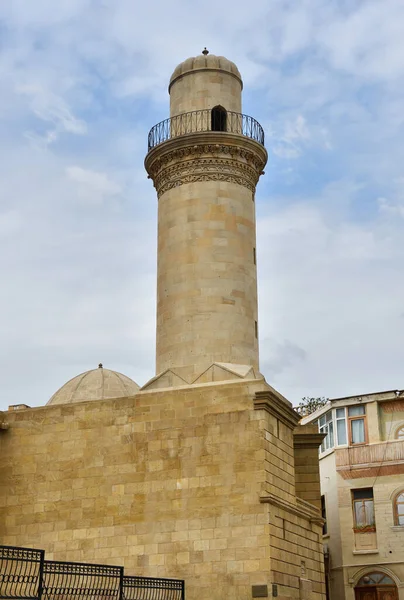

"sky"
[0,0,403,412]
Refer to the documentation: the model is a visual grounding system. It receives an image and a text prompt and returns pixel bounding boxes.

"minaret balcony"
[147,109,265,151]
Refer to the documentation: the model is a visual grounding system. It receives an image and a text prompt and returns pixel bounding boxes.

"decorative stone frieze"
[145,133,267,198]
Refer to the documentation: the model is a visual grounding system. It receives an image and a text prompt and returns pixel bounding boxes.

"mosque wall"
[0,380,325,600]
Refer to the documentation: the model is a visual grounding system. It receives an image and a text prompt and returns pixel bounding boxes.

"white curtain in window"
[351,419,365,443]
[337,419,347,445]
[355,499,374,526]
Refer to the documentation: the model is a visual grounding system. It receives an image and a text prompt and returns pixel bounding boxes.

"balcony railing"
[336,440,404,479]
[147,109,265,151]
[0,546,185,600]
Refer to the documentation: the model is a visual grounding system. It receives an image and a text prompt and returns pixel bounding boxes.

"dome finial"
[98,363,103,369]
[202,47,209,56]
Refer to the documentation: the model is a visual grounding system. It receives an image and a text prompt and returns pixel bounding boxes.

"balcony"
[336,440,404,479]
[147,109,265,151]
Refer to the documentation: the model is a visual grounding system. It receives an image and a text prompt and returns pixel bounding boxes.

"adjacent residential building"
[302,389,404,600]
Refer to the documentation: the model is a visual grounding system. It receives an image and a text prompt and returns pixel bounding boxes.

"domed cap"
[47,364,140,405]
[169,49,243,90]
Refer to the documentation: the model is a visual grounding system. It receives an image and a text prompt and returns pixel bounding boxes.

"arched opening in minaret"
[211,106,227,132]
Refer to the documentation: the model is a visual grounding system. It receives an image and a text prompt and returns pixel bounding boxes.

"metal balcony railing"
[147,109,265,151]
[0,546,185,600]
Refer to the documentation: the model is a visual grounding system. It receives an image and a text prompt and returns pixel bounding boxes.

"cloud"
[17,84,87,145]
[0,210,22,236]
[0,0,404,410]
[378,197,404,218]
[272,115,310,159]
[66,166,122,203]
[261,339,307,377]
[257,180,404,403]
[316,1,404,81]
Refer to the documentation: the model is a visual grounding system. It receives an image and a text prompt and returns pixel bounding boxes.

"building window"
[393,491,404,526]
[336,407,347,445]
[253,247,256,265]
[352,488,375,531]
[319,411,334,452]
[211,106,227,132]
[254,321,258,338]
[396,425,404,440]
[321,495,327,535]
[357,573,394,586]
[348,405,367,445]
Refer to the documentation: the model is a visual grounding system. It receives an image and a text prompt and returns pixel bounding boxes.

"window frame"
[393,490,404,527]
[319,411,334,453]
[352,488,375,532]
[316,404,369,454]
[395,424,404,440]
[335,407,347,446]
[357,572,395,586]
[347,405,368,446]
[321,494,328,536]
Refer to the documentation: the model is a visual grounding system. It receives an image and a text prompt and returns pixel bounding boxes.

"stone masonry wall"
[156,179,259,377]
[0,380,325,600]
[170,70,242,116]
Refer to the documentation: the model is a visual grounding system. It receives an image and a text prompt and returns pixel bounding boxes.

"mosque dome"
[169,49,243,90]
[47,364,139,405]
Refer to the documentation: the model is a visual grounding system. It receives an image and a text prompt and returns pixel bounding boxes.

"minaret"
[145,51,267,381]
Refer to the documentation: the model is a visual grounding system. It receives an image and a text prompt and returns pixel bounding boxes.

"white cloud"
[0,210,22,236]
[66,166,122,203]
[378,196,404,219]
[317,0,404,81]
[17,84,87,145]
[0,0,404,410]
[257,182,404,403]
[271,115,333,159]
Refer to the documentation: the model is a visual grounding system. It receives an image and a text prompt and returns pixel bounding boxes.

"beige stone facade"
[146,53,266,379]
[0,51,327,600]
[303,390,404,600]
[1,379,326,600]
[148,137,265,378]
[169,54,242,115]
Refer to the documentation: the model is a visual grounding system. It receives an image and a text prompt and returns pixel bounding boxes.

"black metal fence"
[123,576,184,600]
[148,109,265,150]
[0,546,44,600]
[42,561,123,600]
[0,546,185,600]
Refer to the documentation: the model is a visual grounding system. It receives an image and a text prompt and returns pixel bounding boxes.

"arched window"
[211,106,227,132]
[394,491,404,526]
[357,573,395,586]
[396,425,404,439]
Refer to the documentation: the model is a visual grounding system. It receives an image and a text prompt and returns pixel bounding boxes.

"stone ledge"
[259,493,323,526]
[254,390,300,429]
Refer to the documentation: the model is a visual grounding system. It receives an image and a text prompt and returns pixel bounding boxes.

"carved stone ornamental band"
[145,137,267,198]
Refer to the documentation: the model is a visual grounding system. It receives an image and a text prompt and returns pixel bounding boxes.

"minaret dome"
[169,51,243,116]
